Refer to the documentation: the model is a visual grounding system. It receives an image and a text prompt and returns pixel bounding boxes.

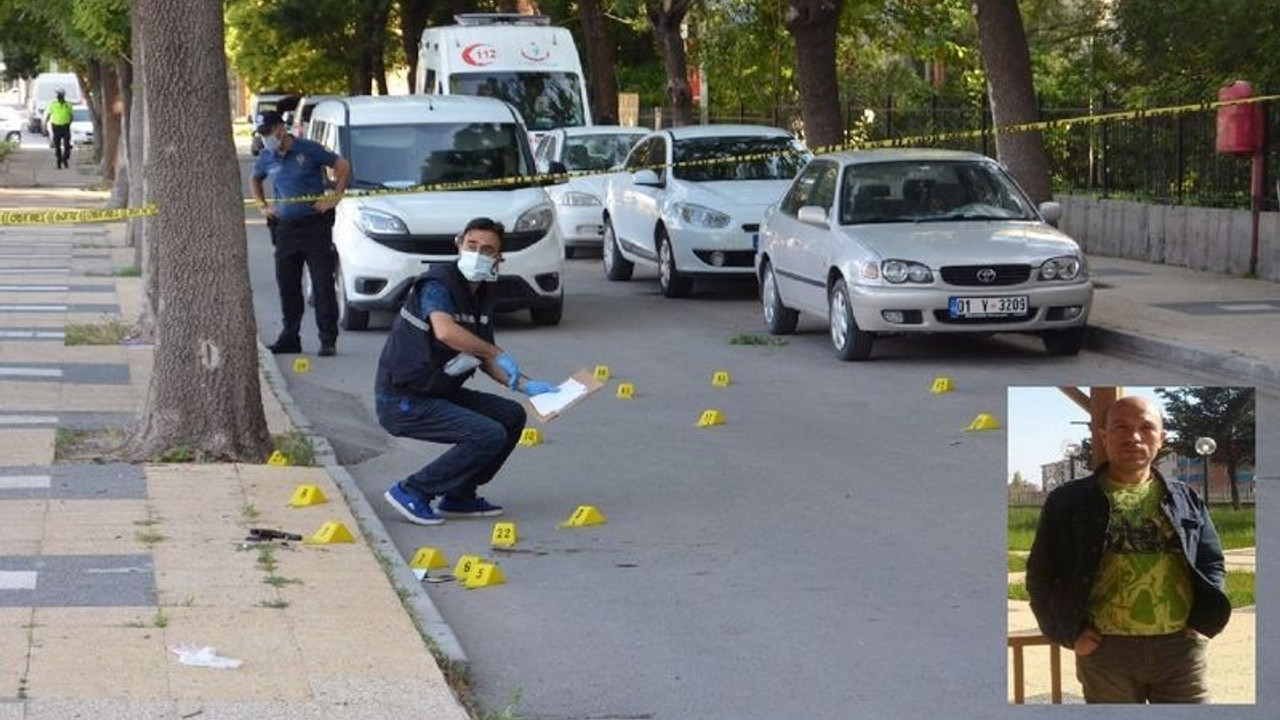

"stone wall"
[1057,196,1280,282]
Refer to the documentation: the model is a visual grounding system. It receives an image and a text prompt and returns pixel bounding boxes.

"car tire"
[657,231,692,298]
[760,260,798,335]
[336,264,369,331]
[530,297,564,326]
[602,218,633,281]
[4,131,18,144]
[828,278,874,361]
[1042,326,1085,356]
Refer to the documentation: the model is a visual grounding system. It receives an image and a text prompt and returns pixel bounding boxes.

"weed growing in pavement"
[263,574,302,588]
[476,691,524,720]
[241,502,260,522]
[53,426,128,463]
[153,609,169,628]
[259,598,289,610]
[64,319,130,346]
[113,265,142,277]
[271,430,317,467]
[256,545,278,573]
[729,333,787,346]
[134,528,165,546]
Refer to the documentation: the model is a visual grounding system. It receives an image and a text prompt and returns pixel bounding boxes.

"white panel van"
[27,73,82,134]
[416,14,591,141]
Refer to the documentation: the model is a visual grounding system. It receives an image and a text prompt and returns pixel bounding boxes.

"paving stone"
[0,464,145,500]
[0,363,129,385]
[0,554,154,608]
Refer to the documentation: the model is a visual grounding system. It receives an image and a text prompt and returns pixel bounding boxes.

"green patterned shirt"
[1088,474,1193,635]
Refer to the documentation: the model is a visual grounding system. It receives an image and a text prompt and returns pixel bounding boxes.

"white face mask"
[262,134,282,154]
[457,250,498,282]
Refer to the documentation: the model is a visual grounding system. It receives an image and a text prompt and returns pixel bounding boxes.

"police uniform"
[374,264,526,504]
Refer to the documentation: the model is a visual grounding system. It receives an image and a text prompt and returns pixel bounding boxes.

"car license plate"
[949,296,1028,318]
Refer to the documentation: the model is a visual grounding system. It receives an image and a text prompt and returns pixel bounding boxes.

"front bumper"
[846,280,1093,333]
[668,224,760,278]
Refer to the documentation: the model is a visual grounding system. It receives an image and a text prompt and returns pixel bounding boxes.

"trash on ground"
[169,645,243,669]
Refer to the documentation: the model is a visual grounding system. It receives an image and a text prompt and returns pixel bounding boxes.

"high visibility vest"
[47,100,73,126]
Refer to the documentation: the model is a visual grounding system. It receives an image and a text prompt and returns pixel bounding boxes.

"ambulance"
[417,14,592,145]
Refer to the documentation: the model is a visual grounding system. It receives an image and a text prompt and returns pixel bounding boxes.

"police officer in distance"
[376,217,557,525]
[249,110,350,356]
[45,90,74,169]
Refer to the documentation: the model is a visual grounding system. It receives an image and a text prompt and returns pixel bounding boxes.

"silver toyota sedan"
[756,149,1092,360]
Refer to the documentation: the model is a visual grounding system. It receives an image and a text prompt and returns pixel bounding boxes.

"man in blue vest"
[249,110,349,356]
[375,217,557,525]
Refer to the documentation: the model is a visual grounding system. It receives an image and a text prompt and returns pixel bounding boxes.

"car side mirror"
[1039,201,1063,227]
[797,205,829,227]
[632,169,663,187]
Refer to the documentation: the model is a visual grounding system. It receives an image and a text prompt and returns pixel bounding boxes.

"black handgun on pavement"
[246,527,303,542]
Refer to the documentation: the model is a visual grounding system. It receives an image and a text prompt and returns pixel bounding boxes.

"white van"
[305,95,565,328]
[416,14,591,142]
[27,73,82,134]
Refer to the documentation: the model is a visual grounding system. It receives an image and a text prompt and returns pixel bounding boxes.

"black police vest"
[374,263,495,397]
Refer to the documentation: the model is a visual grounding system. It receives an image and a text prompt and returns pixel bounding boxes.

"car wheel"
[657,231,692,298]
[336,263,369,331]
[1042,326,1085,356]
[4,131,18,144]
[760,260,798,335]
[602,218,633,281]
[828,278,873,361]
[530,297,564,326]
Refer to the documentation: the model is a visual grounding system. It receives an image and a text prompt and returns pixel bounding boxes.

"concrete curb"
[255,342,470,670]
[1086,324,1280,390]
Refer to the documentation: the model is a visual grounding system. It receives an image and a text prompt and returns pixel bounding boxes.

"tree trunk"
[108,58,132,210]
[85,59,106,167]
[99,62,123,185]
[128,0,272,462]
[972,0,1052,203]
[578,0,619,124]
[399,0,431,93]
[128,3,156,337]
[1227,456,1240,510]
[785,0,843,148]
[646,0,694,127]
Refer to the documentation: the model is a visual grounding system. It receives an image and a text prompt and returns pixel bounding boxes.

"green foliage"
[225,0,352,94]
[1225,571,1254,608]
[1007,581,1029,602]
[1007,506,1040,552]
[1209,505,1255,550]
[1008,553,1028,573]
[272,430,317,467]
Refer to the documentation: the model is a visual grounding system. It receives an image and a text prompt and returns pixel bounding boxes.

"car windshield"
[672,136,808,182]
[561,133,646,171]
[840,159,1038,225]
[348,122,534,191]
[450,72,585,130]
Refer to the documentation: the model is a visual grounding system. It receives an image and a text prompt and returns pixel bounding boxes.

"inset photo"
[1006,386,1256,705]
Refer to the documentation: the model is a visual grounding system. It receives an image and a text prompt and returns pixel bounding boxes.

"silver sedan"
[756,149,1093,360]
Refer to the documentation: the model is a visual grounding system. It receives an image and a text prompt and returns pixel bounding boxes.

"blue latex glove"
[523,379,558,396]
[495,352,520,388]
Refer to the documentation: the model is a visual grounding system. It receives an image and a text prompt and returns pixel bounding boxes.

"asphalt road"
[240,161,1278,719]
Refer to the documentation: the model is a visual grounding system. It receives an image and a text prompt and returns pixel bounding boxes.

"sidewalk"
[0,146,471,718]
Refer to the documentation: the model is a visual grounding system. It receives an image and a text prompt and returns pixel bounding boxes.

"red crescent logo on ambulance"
[520,42,550,62]
[461,43,497,66]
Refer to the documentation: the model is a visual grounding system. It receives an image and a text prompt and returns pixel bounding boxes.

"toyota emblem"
[977,267,997,284]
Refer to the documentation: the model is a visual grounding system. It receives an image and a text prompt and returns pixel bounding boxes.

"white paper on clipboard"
[529,377,589,417]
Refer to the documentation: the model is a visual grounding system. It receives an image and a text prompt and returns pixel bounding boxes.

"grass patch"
[259,598,289,610]
[1008,506,1040,552]
[54,426,127,463]
[256,546,278,573]
[1209,505,1255,550]
[271,430,317,467]
[262,574,302,588]
[241,502,260,522]
[729,333,787,346]
[151,445,215,463]
[153,609,168,628]
[1226,571,1254,608]
[64,319,129,346]
[134,528,164,546]
[112,265,141,277]
[1008,553,1028,573]
[1008,581,1029,602]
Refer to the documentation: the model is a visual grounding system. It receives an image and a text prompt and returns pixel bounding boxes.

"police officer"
[45,90,74,169]
[376,217,557,525]
[249,110,350,356]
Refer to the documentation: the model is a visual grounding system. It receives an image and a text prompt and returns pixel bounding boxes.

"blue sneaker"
[383,483,444,526]
[436,495,504,518]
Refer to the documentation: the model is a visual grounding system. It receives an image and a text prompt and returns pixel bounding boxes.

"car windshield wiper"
[919,212,1017,222]
[849,216,908,224]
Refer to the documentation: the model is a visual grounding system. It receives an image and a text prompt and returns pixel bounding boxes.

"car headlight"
[356,208,408,236]
[559,191,601,207]
[514,204,555,234]
[673,202,731,229]
[881,259,933,284]
[1039,255,1083,281]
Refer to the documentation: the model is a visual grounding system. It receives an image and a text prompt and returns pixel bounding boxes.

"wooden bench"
[1008,630,1063,704]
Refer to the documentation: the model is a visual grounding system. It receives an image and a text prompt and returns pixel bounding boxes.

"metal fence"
[638,96,1279,212]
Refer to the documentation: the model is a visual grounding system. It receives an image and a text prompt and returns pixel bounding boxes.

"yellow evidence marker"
[930,376,954,394]
[491,521,518,548]
[965,413,1001,431]
[464,562,506,589]
[594,364,611,381]
[711,370,731,387]
[560,504,607,528]
[410,546,449,571]
[266,450,290,466]
[292,357,310,374]
[304,521,354,544]
[288,484,328,507]
[518,427,542,447]
[453,554,484,579]
[696,409,725,427]
[616,382,635,399]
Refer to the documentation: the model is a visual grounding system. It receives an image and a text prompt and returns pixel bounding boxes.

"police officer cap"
[255,111,285,135]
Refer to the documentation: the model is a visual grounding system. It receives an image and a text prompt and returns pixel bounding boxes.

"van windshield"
[348,122,535,191]
[450,72,585,130]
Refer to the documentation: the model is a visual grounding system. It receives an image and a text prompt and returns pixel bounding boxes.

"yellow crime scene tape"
[4,93,1275,227]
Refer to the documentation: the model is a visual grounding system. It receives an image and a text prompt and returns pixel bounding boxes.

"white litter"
[168,644,243,669]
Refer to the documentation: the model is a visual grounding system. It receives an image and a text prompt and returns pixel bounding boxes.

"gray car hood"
[840,220,1080,264]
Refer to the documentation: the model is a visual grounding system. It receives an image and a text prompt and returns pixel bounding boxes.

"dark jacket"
[374,263,494,398]
[1025,464,1231,649]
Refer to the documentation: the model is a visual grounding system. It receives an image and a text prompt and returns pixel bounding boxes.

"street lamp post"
[1064,442,1081,486]
[1195,436,1217,502]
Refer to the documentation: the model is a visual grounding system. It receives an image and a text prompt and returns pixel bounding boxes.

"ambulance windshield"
[451,72,586,130]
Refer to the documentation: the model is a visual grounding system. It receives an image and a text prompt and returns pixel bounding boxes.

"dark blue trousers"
[376,388,526,500]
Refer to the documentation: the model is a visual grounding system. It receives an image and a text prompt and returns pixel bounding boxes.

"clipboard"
[524,368,604,423]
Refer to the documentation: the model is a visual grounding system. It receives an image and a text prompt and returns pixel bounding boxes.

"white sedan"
[533,125,649,257]
[603,124,808,297]
[0,106,22,143]
[756,149,1093,360]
